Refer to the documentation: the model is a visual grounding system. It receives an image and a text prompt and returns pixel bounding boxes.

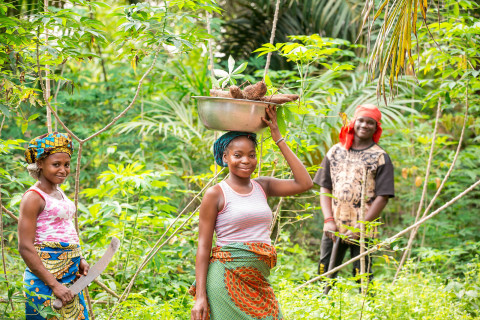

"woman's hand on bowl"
[262,105,282,141]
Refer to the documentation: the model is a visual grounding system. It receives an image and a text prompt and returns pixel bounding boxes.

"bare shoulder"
[253,177,271,195]
[201,184,224,213]
[203,184,223,200]
[19,190,45,218]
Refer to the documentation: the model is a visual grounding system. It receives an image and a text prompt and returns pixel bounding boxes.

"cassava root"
[209,81,298,105]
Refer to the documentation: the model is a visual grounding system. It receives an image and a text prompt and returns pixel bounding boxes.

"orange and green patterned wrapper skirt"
[189,242,283,320]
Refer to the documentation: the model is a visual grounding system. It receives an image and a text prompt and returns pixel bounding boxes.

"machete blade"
[53,237,120,309]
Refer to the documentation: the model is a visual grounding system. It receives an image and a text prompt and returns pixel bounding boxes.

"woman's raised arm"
[256,105,313,197]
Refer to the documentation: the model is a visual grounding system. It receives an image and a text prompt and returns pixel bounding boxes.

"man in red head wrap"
[339,104,383,150]
[313,104,394,291]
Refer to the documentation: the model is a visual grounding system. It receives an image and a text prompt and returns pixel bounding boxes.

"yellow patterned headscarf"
[25,132,74,164]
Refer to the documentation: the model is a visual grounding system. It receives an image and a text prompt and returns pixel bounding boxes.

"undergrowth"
[97,251,480,319]
[276,267,478,320]
[2,242,480,319]
[90,262,479,320]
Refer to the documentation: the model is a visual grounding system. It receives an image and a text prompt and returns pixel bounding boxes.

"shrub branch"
[107,170,226,319]
[0,184,15,311]
[295,178,480,291]
[394,88,469,281]
[1,206,18,223]
[394,100,441,278]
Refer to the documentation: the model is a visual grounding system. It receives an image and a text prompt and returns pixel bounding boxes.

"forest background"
[0,0,479,319]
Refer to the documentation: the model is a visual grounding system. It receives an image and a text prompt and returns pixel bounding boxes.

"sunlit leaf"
[227,55,235,74]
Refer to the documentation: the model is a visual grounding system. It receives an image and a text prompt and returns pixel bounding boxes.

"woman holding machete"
[18,132,89,319]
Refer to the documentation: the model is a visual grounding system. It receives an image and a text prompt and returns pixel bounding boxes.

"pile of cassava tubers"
[210,81,299,104]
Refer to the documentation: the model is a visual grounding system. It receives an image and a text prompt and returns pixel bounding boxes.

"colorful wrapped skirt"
[23,242,89,320]
[190,242,283,320]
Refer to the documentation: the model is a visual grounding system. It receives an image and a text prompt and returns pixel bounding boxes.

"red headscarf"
[339,104,383,150]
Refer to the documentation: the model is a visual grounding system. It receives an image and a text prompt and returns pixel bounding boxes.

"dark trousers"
[318,232,373,282]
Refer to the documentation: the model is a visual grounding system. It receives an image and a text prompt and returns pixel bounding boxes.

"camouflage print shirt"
[313,143,395,234]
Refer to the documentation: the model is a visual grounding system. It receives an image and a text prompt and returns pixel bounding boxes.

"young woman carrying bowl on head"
[190,106,313,320]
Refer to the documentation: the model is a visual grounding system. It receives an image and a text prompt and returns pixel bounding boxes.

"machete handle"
[52,298,63,309]
[52,276,85,309]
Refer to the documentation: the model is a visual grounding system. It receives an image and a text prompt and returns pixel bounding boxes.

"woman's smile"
[223,136,258,178]
[37,153,71,185]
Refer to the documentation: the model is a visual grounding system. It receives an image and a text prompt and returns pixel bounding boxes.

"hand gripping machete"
[53,237,120,309]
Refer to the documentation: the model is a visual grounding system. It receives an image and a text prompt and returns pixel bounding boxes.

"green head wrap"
[213,131,257,167]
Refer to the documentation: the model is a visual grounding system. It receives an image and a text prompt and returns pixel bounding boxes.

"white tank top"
[215,180,272,247]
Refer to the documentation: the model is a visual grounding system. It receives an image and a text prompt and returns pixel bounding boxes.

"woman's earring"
[223,162,228,166]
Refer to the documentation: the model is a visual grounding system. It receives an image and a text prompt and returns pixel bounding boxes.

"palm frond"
[114,97,203,141]
[365,0,433,102]
[303,72,421,156]
[219,0,365,71]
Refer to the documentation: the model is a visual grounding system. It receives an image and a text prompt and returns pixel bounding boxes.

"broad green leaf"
[28,113,40,121]
[131,55,137,73]
[21,121,28,134]
[89,1,110,8]
[264,74,272,87]
[233,62,248,75]
[255,51,270,57]
[211,75,220,88]
[277,107,287,135]
[221,78,229,88]
[0,104,11,118]
[213,69,229,78]
[151,181,168,188]
[282,43,301,54]
[227,55,235,74]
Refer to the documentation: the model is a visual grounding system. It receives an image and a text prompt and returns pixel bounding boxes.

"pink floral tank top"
[26,186,79,245]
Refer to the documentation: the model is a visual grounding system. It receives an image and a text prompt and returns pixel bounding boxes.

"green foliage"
[219,0,366,71]
[1,1,480,318]
[445,261,480,317]
[94,294,192,319]
[274,245,479,320]
[212,55,248,88]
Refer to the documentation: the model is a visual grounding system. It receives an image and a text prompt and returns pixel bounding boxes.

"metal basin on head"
[193,96,277,133]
